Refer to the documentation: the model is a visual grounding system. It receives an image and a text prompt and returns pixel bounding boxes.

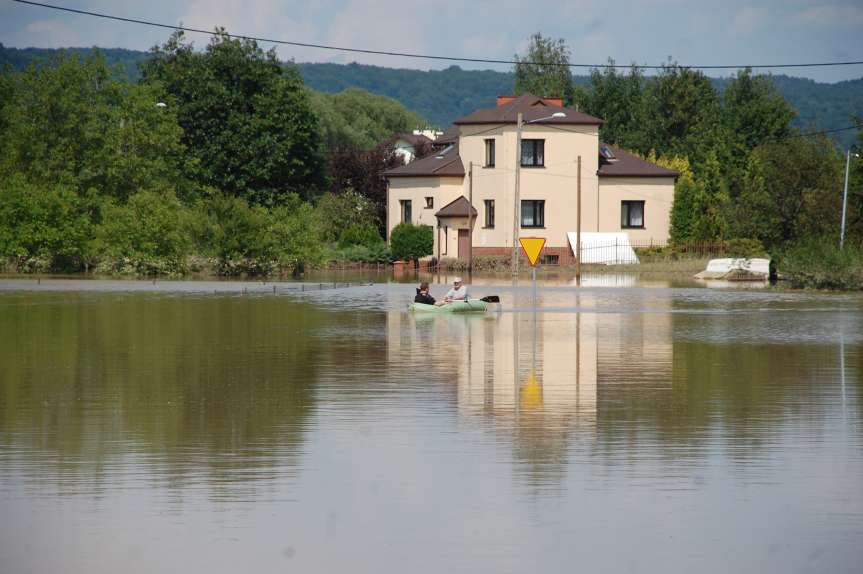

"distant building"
[391,130,439,163]
[384,94,678,262]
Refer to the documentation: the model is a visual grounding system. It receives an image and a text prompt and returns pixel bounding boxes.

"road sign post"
[519,237,546,307]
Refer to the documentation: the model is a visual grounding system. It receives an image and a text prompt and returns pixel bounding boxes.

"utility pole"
[576,155,582,282]
[511,112,523,275]
[468,161,474,273]
[841,149,851,249]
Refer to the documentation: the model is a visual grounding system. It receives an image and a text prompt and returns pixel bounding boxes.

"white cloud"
[23,19,82,47]
[791,4,863,27]
[732,6,768,36]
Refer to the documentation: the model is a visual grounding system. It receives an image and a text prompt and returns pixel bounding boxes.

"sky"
[1,0,862,83]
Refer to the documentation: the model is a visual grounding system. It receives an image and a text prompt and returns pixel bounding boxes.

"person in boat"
[414,282,436,305]
[436,277,468,305]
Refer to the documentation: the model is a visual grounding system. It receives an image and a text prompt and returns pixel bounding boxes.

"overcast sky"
[2,0,862,82]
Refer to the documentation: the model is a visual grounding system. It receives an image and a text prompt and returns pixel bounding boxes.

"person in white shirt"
[437,277,468,305]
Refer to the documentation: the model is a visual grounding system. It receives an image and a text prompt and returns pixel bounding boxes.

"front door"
[458,229,470,259]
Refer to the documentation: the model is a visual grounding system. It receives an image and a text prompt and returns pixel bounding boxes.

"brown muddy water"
[0,275,861,573]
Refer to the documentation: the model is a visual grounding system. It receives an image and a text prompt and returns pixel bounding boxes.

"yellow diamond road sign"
[519,237,546,267]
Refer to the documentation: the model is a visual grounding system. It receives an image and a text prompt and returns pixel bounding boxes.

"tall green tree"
[637,64,726,172]
[513,33,575,104]
[0,51,186,200]
[577,61,644,147]
[690,150,730,240]
[732,136,844,247]
[142,30,326,205]
[722,68,796,183]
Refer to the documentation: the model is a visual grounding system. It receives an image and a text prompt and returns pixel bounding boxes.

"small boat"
[409,299,490,313]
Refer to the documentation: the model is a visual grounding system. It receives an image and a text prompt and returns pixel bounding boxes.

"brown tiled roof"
[454,93,603,126]
[384,143,465,178]
[392,132,432,146]
[597,145,679,178]
[433,125,459,145]
[435,196,477,218]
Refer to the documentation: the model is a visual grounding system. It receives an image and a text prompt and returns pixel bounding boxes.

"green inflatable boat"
[409,296,498,313]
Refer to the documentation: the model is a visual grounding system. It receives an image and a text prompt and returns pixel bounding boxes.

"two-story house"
[384,94,678,264]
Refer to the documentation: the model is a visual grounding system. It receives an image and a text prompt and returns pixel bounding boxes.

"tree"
[142,30,326,205]
[327,142,405,234]
[0,51,186,200]
[577,61,644,148]
[690,150,730,241]
[513,33,575,105]
[390,223,433,262]
[722,68,796,184]
[732,136,844,247]
[309,88,426,150]
[637,64,726,173]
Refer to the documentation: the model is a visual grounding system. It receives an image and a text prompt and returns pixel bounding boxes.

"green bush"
[726,238,767,258]
[338,223,384,249]
[0,175,91,272]
[203,194,274,275]
[780,236,863,290]
[390,222,433,262]
[268,202,326,272]
[331,243,392,264]
[94,189,192,275]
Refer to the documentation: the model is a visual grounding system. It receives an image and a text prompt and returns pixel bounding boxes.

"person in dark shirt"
[414,282,435,305]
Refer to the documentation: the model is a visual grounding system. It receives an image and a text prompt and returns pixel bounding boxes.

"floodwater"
[0,275,861,573]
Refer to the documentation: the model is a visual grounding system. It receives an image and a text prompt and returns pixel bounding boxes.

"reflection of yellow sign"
[519,371,543,410]
[519,237,546,267]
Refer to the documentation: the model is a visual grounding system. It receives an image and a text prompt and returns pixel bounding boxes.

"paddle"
[479,295,500,303]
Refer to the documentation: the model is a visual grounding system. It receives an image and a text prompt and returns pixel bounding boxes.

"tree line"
[515,33,862,252]
[0,31,429,275]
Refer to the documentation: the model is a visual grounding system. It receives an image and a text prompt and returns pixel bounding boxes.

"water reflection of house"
[386,286,674,485]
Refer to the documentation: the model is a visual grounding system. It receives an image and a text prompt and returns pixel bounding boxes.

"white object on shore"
[695,258,770,281]
[567,232,639,265]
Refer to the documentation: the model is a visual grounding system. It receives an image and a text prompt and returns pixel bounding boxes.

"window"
[442,226,447,255]
[400,199,412,223]
[521,200,545,228]
[621,200,645,229]
[484,138,495,167]
[484,199,495,228]
[425,196,434,209]
[539,254,559,265]
[521,139,545,167]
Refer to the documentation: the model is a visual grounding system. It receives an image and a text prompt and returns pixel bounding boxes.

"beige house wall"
[597,177,676,244]
[387,176,465,257]
[387,123,675,256]
[458,123,599,249]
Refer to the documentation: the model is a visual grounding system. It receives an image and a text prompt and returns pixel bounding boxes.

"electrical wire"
[11,0,863,71]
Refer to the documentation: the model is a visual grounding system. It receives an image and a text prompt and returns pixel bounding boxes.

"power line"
[11,0,863,71]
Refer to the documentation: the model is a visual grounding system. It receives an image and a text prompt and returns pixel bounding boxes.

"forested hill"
[2,45,861,147]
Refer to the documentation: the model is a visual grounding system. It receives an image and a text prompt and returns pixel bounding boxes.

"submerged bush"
[0,175,91,272]
[94,189,192,275]
[338,223,384,249]
[780,237,863,290]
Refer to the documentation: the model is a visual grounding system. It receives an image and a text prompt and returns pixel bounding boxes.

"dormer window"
[600,145,617,161]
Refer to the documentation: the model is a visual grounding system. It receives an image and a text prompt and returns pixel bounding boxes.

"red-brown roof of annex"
[454,94,603,126]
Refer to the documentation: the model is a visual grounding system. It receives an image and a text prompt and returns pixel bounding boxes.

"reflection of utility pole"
[512,274,520,413]
[576,155,582,283]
